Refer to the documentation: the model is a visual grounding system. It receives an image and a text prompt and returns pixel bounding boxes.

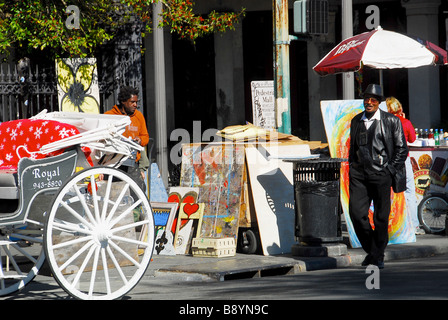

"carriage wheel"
[0,222,45,296]
[44,166,154,300]
[418,194,447,234]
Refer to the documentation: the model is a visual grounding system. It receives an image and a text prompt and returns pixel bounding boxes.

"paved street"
[3,252,448,302]
[131,253,448,301]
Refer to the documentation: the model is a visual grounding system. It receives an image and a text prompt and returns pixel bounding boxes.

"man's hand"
[133,137,142,145]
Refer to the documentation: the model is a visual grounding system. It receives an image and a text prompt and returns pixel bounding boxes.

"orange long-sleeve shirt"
[105,105,149,161]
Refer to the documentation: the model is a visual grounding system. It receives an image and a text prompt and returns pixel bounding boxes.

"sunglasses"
[364,97,379,103]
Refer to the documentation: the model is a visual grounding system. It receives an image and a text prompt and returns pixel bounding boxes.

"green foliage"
[160,0,245,42]
[0,0,245,59]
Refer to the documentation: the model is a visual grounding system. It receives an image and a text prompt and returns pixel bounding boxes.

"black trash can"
[291,158,346,245]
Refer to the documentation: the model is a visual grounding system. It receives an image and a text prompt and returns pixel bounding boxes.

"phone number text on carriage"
[31,167,63,190]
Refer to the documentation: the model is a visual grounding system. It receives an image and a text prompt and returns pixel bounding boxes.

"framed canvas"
[140,202,178,255]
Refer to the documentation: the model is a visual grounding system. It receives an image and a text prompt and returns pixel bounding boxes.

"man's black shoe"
[361,255,372,266]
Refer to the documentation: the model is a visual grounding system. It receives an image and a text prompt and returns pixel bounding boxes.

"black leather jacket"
[349,109,408,176]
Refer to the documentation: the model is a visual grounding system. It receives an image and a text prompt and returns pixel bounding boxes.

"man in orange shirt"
[105,86,149,191]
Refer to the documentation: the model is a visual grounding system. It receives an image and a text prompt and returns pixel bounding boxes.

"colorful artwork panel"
[145,202,177,256]
[167,187,199,254]
[180,143,245,239]
[320,100,415,247]
[173,203,205,254]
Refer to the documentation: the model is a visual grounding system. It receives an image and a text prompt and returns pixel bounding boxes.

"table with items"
[409,146,448,202]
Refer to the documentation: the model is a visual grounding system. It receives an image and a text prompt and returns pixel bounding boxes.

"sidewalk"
[147,233,448,281]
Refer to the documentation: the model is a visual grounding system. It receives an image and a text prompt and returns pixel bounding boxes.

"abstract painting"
[320,99,415,247]
[180,143,245,239]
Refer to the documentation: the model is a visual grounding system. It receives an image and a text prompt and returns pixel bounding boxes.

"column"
[214,24,245,129]
[402,0,441,129]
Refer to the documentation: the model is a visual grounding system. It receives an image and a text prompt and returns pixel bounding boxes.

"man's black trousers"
[349,166,392,262]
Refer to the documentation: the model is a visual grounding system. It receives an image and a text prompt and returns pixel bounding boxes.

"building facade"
[142,0,448,182]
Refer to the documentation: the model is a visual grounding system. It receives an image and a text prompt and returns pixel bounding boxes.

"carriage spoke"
[73,183,98,227]
[58,240,95,272]
[108,240,141,268]
[101,175,114,222]
[0,247,6,290]
[2,245,23,276]
[9,233,42,244]
[9,243,38,264]
[51,220,94,236]
[89,174,101,223]
[52,234,93,250]
[109,199,142,229]
[105,183,131,225]
[101,247,111,295]
[111,219,150,234]
[60,200,96,231]
[106,245,128,285]
[88,246,101,297]
[110,234,150,248]
[71,244,96,289]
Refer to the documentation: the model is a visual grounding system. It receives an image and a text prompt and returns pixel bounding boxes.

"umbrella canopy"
[313,26,447,76]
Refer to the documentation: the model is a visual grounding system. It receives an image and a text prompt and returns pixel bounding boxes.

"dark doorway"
[242,10,310,139]
[171,35,217,138]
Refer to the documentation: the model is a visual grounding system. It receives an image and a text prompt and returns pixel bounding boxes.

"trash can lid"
[284,157,347,164]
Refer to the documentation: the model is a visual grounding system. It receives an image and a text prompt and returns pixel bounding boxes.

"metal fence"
[0,23,143,122]
[0,61,123,122]
[0,63,58,121]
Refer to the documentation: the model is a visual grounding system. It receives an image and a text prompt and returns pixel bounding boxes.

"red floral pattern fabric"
[0,119,81,170]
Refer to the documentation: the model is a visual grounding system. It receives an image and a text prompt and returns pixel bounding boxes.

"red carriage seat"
[0,118,88,171]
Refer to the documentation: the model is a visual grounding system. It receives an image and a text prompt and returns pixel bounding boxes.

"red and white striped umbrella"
[313,26,447,76]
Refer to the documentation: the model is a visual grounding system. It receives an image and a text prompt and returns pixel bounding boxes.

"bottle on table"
[441,129,445,146]
[435,129,439,146]
[426,129,434,146]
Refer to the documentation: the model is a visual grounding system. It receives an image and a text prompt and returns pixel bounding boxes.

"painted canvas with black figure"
[56,58,100,113]
[245,143,311,255]
[149,202,178,256]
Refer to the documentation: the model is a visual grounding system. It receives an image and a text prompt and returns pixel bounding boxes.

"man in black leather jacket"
[348,84,408,269]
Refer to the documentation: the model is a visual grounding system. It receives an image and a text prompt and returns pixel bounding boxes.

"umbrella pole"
[379,69,384,90]
[342,0,354,99]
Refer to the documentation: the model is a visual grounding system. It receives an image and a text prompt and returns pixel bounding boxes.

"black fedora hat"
[362,84,384,101]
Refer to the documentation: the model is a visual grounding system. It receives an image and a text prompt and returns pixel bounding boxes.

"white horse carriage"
[0,111,155,300]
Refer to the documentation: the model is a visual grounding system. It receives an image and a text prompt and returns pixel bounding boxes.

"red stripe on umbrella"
[313,26,446,76]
